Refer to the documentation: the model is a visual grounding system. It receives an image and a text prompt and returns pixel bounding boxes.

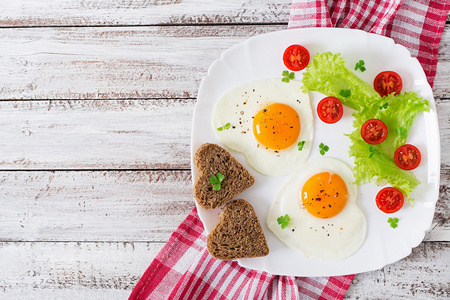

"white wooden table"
[0,1,448,299]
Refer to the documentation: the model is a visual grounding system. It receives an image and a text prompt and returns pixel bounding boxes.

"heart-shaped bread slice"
[193,143,255,210]
[207,199,269,260]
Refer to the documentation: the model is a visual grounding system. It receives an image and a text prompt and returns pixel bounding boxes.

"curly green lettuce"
[302,52,430,205]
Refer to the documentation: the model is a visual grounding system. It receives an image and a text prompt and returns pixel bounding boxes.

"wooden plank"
[0,99,194,169]
[0,241,164,298]
[0,99,448,170]
[0,25,448,100]
[1,170,195,242]
[0,0,292,27]
[346,242,450,299]
[0,241,447,298]
[0,170,448,242]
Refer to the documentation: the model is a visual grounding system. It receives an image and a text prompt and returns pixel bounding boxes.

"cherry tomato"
[361,119,388,145]
[394,144,421,170]
[317,97,343,124]
[374,71,403,97]
[376,187,404,213]
[283,45,310,71]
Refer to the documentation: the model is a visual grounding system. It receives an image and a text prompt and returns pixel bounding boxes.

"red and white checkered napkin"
[129,208,353,300]
[130,1,449,299]
[289,0,450,87]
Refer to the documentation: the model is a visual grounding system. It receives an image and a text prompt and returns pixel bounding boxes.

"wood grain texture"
[0,0,292,27]
[346,242,450,299]
[0,99,194,169]
[0,241,164,298]
[0,169,448,243]
[0,25,448,100]
[1,171,195,242]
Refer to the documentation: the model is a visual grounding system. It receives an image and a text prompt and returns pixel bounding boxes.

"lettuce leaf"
[302,52,381,111]
[302,52,430,204]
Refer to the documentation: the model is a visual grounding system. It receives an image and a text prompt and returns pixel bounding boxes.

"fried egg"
[212,78,313,176]
[267,157,367,260]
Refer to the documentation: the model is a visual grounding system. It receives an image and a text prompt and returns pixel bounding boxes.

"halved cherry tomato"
[376,187,404,213]
[394,144,421,170]
[374,71,403,97]
[283,45,310,71]
[317,97,343,124]
[361,119,388,145]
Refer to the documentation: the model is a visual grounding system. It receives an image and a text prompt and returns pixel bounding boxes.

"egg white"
[267,157,367,260]
[212,78,313,176]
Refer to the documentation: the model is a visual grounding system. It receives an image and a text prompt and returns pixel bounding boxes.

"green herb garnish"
[354,60,366,72]
[277,214,291,229]
[217,123,231,132]
[379,102,389,110]
[282,70,295,83]
[388,217,399,229]
[319,143,329,156]
[396,127,408,140]
[210,172,225,191]
[339,89,351,97]
[297,141,306,151]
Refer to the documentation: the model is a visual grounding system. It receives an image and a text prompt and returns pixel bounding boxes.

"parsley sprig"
[297,141,306,151]
[379,102,389,110]
[217,123,231,131]
[339,89,351,97]
[282,70,295,83]
[354,60,366,72]
[319,143,329,156]
[277,214,291,229]
[210,172,225,191]
[388,217,399,229]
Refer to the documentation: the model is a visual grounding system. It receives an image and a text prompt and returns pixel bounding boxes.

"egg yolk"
[301,172,348,219]
[252,103,300,150]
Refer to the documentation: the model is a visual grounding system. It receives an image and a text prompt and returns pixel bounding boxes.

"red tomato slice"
[376,187,404,213]
[394,144,421,170]
[317,97,343,124]
[283,45,310,71]
[361,119,388,145]
[374,71,402,97]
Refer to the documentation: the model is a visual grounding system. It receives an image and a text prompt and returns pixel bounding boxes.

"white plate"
[190,28,440,276]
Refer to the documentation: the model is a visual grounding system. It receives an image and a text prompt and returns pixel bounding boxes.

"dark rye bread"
[193,143,255,210]
[207,199,269,260]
